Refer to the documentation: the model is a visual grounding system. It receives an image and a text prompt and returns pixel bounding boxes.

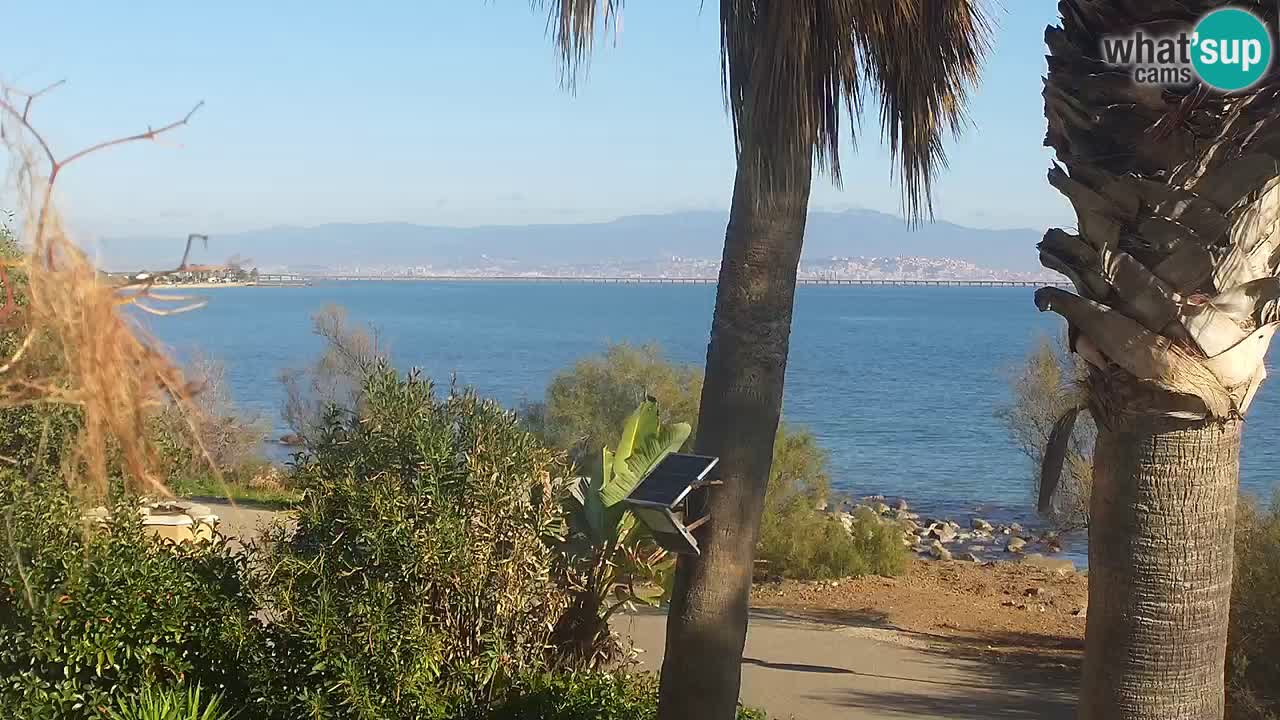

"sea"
[140,282,1280,558]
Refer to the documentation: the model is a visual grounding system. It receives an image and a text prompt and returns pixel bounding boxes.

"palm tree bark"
[528,4,987,719]
[1038,4,1280,717]
[1083,395,1240,720]
[657,150,811,720]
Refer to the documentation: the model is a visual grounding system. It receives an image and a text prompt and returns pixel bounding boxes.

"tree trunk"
[656,155,811,720]
[1081,408,1241,720]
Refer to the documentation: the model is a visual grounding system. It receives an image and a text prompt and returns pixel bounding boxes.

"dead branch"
[0,86,203,270]
[59,101,203,169]
[0,81,218,500]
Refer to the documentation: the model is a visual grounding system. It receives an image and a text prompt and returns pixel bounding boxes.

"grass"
[169,472,301,509]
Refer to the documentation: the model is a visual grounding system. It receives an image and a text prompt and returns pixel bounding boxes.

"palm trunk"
[657,151,811,720]
[1081,405,1240,720]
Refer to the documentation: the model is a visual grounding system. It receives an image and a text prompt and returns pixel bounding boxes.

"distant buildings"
[199,255,1057,282]
[108,266,259,286]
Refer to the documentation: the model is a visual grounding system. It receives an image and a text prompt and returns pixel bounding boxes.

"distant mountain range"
[98,209,1045,274]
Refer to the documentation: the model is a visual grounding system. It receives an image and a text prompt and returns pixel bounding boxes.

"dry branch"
[0,82,216,500]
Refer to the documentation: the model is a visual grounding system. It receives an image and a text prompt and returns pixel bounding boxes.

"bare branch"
[0,94,56,168]
[59,101,204,169]
[19,79,67,122]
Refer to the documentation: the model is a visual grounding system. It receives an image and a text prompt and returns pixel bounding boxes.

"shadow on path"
[811,628,1080,719]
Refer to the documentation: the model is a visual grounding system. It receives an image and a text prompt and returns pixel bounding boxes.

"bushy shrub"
[254,363,571,718]
[758,504,905,580]
[530,345,898,580]
[0,232,84,483]
[996,335,1093,528]
[486,672,766,720]
[0,474,257,719]
[522,343,701,472]
[1229,498,1280,720]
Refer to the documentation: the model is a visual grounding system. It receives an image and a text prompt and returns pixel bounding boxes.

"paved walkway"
[617,610,1076,720]
[201,500,1077,719]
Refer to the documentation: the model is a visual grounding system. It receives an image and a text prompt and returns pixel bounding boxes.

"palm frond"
[533,0,623,89]
[537,0,989,220]
[1038,0,1280,420]
[722,0,990,220]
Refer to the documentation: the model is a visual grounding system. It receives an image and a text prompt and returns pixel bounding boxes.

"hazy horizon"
[3,3,1071,241]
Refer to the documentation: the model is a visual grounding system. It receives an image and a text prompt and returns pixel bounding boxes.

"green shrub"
[996,335,1093,529]
[1229,498,1280,720]
[522,343,701,472]
[758,504,905,580]
[0,475,257,720]
[112,685,232,720]
[846,507,909,576]
[752,423,909,580]
[531,345,897,580]
[486,672,766,720]
[254,363,571,719]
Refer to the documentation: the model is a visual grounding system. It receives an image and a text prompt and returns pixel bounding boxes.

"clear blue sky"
[1,1,1072,240]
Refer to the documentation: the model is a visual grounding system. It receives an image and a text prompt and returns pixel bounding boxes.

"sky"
[0,1,1073,241]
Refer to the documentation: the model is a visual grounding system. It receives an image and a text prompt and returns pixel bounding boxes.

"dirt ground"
[751,558,1088,670]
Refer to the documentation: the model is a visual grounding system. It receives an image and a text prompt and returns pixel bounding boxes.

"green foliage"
[0,475,257,720]
[758,502,905,580]
[595,401,692,528]
[0,228,83,482]
[486,672,766,720]
[996,335,1093,529]
[166,471,300,509]
[533,344,901,581]
[554,401,686,669]
[112,685,232,720]
[254,362,571,719]
[523,343,701,471]
[1229,498,1280,720]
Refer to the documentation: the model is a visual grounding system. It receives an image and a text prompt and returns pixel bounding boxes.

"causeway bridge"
[297,275,1067,288]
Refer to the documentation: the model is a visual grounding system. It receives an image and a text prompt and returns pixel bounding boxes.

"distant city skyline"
[3,2,1072,241]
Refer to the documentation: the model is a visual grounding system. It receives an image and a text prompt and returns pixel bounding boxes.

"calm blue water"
[140,282,1280,531]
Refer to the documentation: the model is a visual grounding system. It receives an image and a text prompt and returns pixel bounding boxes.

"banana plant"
[554,399,691,669]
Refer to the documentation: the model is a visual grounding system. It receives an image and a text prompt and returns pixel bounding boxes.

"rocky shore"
[833,496,1077,574]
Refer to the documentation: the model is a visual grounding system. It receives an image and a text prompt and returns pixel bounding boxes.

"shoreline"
[138,281,309,289]
[834,495,1085,570]
[159,281,252,289]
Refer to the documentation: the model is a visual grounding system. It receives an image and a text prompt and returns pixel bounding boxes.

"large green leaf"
[601,420,691,508]
[611,400,659,480]
[564,476,605,544]
[599,447,614,493]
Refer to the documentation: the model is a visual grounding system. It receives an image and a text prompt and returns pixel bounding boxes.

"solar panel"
[625,453,719,508]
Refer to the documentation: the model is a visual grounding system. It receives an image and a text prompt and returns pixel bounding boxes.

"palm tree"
[534,3,988,717]
[1038,2,1280,718]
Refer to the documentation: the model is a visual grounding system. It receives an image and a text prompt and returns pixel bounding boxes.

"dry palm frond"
[0,83,211,501]
[1037,0,1280,423]
[537,0,990,221]
[532,0,623,90]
